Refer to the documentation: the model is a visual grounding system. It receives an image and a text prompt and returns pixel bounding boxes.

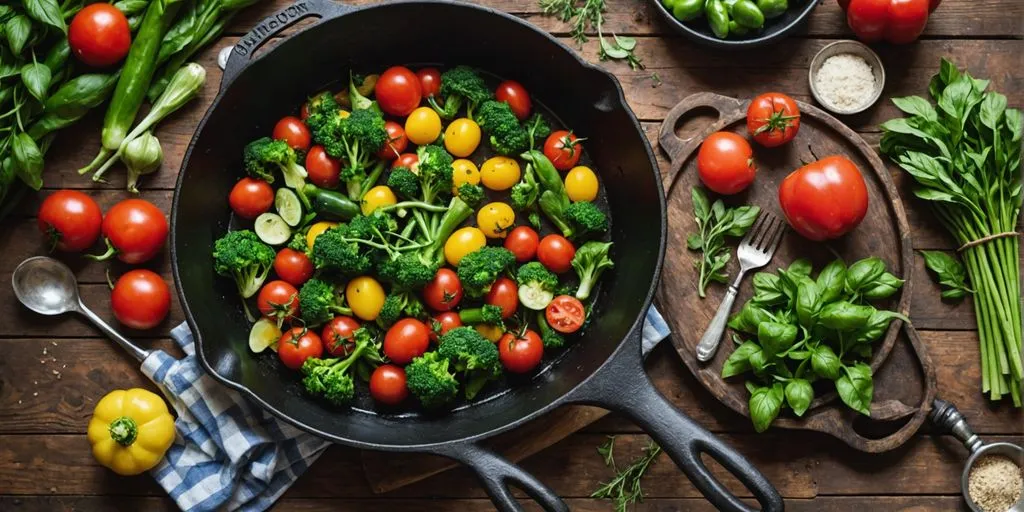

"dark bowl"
[651,0,818,49]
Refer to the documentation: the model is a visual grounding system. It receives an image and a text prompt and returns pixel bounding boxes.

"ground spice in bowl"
[968,455,1023,512]
[814,54,877,112]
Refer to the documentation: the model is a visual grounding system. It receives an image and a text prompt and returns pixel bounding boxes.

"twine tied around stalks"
[958,231,1022,252]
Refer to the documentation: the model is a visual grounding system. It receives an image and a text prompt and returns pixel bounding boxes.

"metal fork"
[695,212,786,363]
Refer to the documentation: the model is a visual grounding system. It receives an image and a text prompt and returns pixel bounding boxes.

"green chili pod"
[732,0,765,29]
[706,0,731,39]
[757,0,789,18]
[301,184,361,221]
[672,0,704,21]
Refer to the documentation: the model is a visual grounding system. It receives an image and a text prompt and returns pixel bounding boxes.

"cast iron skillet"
[171,1,783,510]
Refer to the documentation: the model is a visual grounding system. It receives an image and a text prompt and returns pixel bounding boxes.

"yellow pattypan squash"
[87,388,175,475]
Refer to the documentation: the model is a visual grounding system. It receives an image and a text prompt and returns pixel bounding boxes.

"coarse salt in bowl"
[809,40,886,115]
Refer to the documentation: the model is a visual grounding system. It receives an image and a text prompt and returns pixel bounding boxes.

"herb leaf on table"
[537,0,644,70]
[919,250,972,300]
[592,436,662,511]
[688,187,761,298]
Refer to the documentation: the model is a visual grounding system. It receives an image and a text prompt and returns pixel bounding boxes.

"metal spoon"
[11,256,150,362]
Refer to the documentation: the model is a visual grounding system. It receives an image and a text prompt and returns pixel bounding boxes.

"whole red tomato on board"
[429,312,462,342]
[840,0,932,44]
[111,269,171,330]
[90,198,168,264]
[697,131,756,195]
[37,190,103,252]
[69,4,131,67]
[746,93,801,148]
[778,156,869,241]
[278,327,323,370]
[485,277,519,319]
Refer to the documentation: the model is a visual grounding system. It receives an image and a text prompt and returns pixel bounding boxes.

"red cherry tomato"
[843,0,930,44]
[546,295,585,334]
[96,198,168,264]
[696,131,756,195]
[423,268,463,312]
[257,280,299,325]
[37,190,103,252]
[383,318,430,365]
[499,330,544,374]
[537,235,576,274]
[229,177,274,220]
[111,269,171,330]
[392,153,419,173]
[321,316,360,357]
[68,4,131,67]
[272,116,311,151]
[305,146,341,188]
[376,66,423,117]
[746,93,801,148]
[370,364,409,405]
[377,121,409,160]
[278,327,323,370]
[273,248,314,287]
[504,226,540,263]
[300,103,310,120]
[495,80,532,120]
[778,156,869,241]
[429,311,463,342]
[485,277,519,319]
[416,68,442,98]
[543,131,585,171]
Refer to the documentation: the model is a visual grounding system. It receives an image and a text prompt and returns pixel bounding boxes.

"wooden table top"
[1,0,1022,510]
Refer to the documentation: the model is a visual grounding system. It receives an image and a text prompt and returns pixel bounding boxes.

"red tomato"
[257,280,299,325]
[274,248,314,287]
[746,93,801,148]
[429,312,463,342]
[111,269,171,330]
[543,131,585,171]
[37,190,103,252]
[322,316,360,357]
[495,80,532,120]
[370,364,409,405]
[278,328,323,370]
[423,268,463,312]
[504,226,540,263]
[499,330,544,374]
[537,235,576,274]
[377,121,409,160]
[229,177,275,220]
[416,68,442,98]
[696,131,756,195]
[392,153,419,173]
[376,66,423,117]
[485,277,519,319]
[68,4,130,67]
[844,0,930,44]
[383,318,430,365]
[272,116,311,151]
[95,199,168,264]
[305,146,341,188]
[778,156,869,241]
[300,103,310,120]
[546,295,585,334]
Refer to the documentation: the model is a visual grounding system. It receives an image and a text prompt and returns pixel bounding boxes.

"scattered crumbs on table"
[17,400,22,404]
[650,72,662,88]
[51,341,57,346]
[32,392,37,397]
[814,53,876,111]
[42,348,47,355]
[968,454,1023,512]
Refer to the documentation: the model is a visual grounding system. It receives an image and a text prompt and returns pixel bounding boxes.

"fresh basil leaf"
[941,288,967,300]
[861,272,904,301]
[920,250,971,300]
[20,61,50,101]
[787,258,813,277]
[811,344,841,380]
[23,0,65,34]
[820,301,875,331]
[691,187,710,221]
[748,383,784,433]
[745,380,759,395]
[757,321,797,359]
[728,303,773,335]
[938,58,960,88]
[749,349,769,377]
[845,257,886,294]
[785,378,813,417]
[721,341,761,378]
[752,272,786,305]
[723,205,760,236]
[113,0,151,15]
[711,199,726,222]
[796,278,821,328]
[11,132,43,190]
[892,95,939,123]
[686,233,703,251]
[788,350,810,361]
[836,363,873,416]
[5,14,32,55]
[853,310,909,345]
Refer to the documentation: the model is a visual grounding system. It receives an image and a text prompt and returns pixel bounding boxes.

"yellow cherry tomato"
[361,185,397,215]
[444,118,481,157]
[564,165,599,202]
[451,159,481,194]
[444,226,487,265]
[87,388,175,476]
[475,324,504,342]
[338,109,350,119]
[306,221,338,248]
[405,107,441,145]
[480,156,521,191]
[476,202,516,239]
[346,276,386,321]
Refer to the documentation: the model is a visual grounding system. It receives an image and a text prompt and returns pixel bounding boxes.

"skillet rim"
[170,0,668,451]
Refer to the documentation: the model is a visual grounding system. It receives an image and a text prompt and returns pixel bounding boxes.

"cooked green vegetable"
[213,229,275,320]
[244,137,308,188]
[687,187,760,298]
[537,311,566,348]
[299,184,361,221]
[572,241,614,301]
[406,352,460,408]
[456,246,516,298]
[524,150,607,239]
[301,327,382,406]
[438,327,502,399]
[298,278,352,327]
[427,66,492,120]
[517,262,559,310]
[458,305,504,325]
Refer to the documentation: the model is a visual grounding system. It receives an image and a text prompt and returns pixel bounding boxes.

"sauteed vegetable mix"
[213,66,615,410]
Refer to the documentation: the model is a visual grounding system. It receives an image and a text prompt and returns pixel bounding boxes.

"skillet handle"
[567,330,784,512]
[221,0,353,87]
[430,442,568,512]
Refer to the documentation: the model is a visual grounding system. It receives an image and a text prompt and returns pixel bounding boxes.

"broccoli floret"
[213,230,275,302]
[377,252,436,290]
[406,351,460,408]
[348,72,379,113]
[524,113,551,149]
[375,292,425,329]
[536,311,566,349]
[456,247,516,298]
[572,241,614,301]
[509,163,539,211]
[303,92,340,138]
[565,201,608,237]
[287,232,308,253]
[298,278,352,327]
[477,100,529,156]
[428,66,492,119]
[311,225,373,276]
[456,182,485,209]
[243,137,307,188]
[438,327,502,399]
[309,98,388,200]
[386,167,420,199]
[301,327,381,406]
[416,144,454,204]
[458,305,504,325]
[516,262,558,310]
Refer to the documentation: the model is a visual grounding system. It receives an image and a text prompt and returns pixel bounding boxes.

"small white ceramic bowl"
[808,40,886,115]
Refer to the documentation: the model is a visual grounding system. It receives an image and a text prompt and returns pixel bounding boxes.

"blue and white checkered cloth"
[141,308,670,511]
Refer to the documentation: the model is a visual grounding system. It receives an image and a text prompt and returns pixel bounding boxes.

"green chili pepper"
[732,0,765,29]
[300,184,361,221]
[728,20,749,36]
[757,0,789,18]
[705,0,731,39]
[722,0,740,12]
[672,0,704,21]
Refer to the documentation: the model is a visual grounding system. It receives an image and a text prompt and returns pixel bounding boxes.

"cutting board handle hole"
[669,106,721,145]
